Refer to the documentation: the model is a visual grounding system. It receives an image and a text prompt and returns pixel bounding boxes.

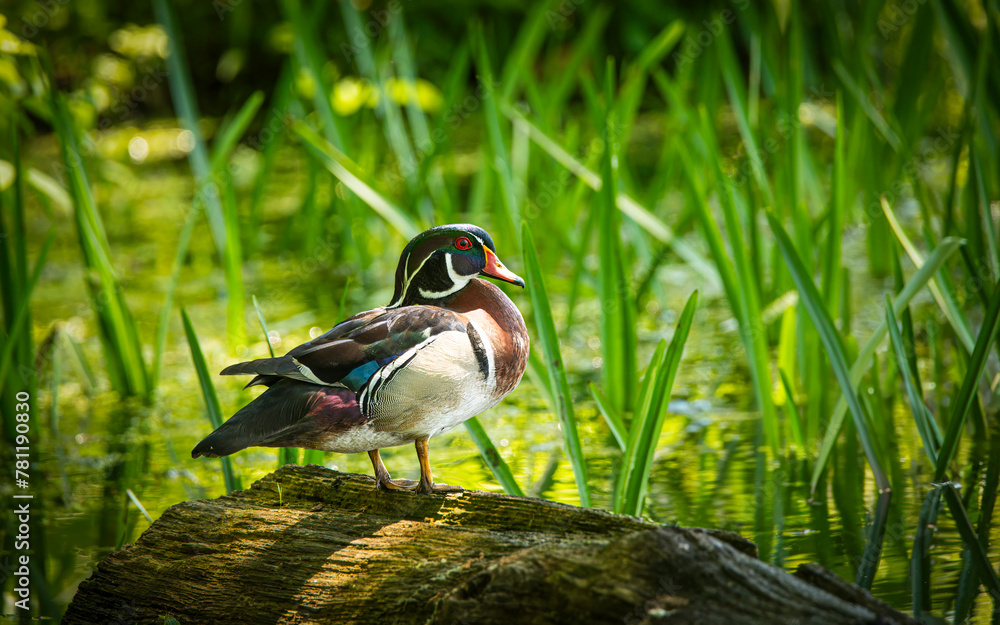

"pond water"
[11,127,996,622]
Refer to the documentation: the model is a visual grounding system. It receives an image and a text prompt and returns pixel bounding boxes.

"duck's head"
[388,224,524,307]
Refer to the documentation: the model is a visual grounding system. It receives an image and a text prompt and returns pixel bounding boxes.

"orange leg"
[414,436,463,494]
[367,449,417,491]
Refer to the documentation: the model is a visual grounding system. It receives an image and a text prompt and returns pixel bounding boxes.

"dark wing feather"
[218,306,467,391]
[219,357,301,378]
[218,308,385,386]
[191,380,365,458]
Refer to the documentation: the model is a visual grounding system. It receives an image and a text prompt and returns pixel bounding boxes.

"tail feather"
[244,374,278,389]
[191,380,362,459]
[220,357,300,378]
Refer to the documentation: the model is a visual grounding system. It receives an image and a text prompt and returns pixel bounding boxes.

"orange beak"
[482,247,525,288]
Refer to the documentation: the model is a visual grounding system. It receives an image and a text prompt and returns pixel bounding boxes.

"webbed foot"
[376,477,419,491]
[416,481,464,495]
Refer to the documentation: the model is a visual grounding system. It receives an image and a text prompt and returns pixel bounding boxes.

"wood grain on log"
[64,464,918,625]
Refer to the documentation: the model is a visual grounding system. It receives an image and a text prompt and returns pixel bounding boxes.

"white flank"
[359,333,436,413]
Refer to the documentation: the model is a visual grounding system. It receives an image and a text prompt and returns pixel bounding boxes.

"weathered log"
[64,464,917,625]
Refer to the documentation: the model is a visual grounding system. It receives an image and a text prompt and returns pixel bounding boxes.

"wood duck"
[192,224,529,494]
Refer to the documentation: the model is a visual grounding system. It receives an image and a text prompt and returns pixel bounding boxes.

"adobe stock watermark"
[18,0,72,40]
[848,126,960,237]
[213,0,244,21]
[723,83,835,190]
[374,76,502,189]
[877,0,930,41]
[520,108,626,221]
[546,0,587,28]
[340,0,414,62]
[672,0,751,70]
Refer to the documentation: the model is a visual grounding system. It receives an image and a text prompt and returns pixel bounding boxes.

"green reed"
[181,309,241,493]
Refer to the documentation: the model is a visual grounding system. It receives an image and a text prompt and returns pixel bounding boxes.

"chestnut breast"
[448,278,529,400]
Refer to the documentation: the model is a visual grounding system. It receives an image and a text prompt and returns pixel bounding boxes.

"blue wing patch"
[340,352,404,392]
[340,361,380,392]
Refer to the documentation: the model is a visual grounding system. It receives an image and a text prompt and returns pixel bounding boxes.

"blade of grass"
[614,337,666,514]
[182,308,240,493]
[248,63,294,250]
[884,297,939,467]
[525,349,556,415]
[934,277,1000,483]
[498,0,557,100]
[522,222,590,507]
[0,117,31,420]
[588,382,627,452]
[881,197,974,352]
[153,82,263,377]
[252,295,276,359]
[700,107,780,455]
[221,174,245,348]
[463,417,525,497]
[548,6,611,114]
[24,167,71,214]
[856,472,892,589]
[717,28,774,204]
[47,70,149,400]
[833,59,903,153]
[209,90,264,173]
[152,0,227,254]
[388,14,451,215]
[597,60,637,415]
[209,92,265,349]
[616,21,685,133]
[953,433,1000,622]
[767,211,890,496]
[821,92,846,315]
[340,0,418,194]
[280,0,344,149]
[941,482,1000,601]
[337,277,351,321]
[293,121,420,238]
[155,0,252,349]
[778,369,805,450]
[0,228,54,388]
[125,489,154,524]
[251,295,300,466]
[912,486,942,619]
[151,202,200,391]
[810,236,964,492]
[473,24,520,245]
[972,147,998,277]
[616,291,699,517]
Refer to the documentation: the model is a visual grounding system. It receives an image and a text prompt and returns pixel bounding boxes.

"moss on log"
[64,464,918,625]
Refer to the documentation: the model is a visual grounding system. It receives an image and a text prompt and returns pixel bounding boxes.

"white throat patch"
[418,253,473,299]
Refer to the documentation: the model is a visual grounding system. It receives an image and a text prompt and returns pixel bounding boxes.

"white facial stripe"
[389,248,436,308]
[418,253,472,299]
[387,250,413,308]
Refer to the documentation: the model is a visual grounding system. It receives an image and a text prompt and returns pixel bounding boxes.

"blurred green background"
[2,0,1000,621]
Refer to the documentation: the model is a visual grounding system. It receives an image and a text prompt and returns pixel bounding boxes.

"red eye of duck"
[455,237,473,250]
